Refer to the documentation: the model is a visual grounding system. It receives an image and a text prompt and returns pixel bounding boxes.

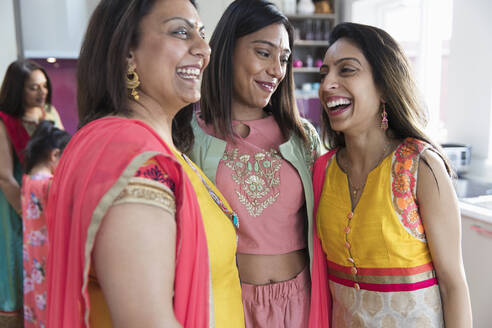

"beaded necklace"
[181,153,239,230]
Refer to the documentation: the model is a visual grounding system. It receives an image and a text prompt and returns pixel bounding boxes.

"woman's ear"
[127,51,136,68]
[49,148,61,172]
[49,148,60,163]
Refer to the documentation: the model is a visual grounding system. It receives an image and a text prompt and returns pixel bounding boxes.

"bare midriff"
[237,248,308,285]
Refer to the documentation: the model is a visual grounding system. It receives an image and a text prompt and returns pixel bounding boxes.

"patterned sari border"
[82,151,160,326]
[328,267,436,284]
[326,259,434,276]
[328,274,438,292]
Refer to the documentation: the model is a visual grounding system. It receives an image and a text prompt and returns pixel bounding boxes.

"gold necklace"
[340,141,391,198]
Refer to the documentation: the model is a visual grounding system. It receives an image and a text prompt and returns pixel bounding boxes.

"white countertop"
[459,197,492,225]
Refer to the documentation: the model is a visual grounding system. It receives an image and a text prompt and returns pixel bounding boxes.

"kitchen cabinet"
[286,1,339,129]
[461,212,492,327]
[287,1,339,93]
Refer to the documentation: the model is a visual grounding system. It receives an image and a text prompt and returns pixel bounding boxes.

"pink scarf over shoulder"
[308,149,337,328]
[46,117,211,327]
[0,112,29,163]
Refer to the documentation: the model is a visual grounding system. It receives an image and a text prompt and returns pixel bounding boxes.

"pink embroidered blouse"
[199,115,307,255]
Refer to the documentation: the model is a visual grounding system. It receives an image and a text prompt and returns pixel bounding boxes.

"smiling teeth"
[177,67,200,79]
[327,98,351,108]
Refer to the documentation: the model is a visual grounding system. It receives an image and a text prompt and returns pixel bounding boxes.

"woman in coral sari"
[46,0,244,327]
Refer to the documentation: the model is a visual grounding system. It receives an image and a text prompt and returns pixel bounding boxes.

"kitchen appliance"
[441,143,472,177]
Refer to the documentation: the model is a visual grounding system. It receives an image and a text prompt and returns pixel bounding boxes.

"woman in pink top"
[189,1,321,327]
[21,121,70,327]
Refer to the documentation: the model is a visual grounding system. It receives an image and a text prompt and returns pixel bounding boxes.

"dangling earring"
[126,63,140,100]
[380,103,388,131]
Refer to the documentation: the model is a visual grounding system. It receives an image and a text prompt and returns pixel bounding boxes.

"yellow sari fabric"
[87,152,244,327]
[174,152,245,328]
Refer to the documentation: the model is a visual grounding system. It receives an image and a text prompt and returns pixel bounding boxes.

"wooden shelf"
[293,67,320,73]
[287,13,337,20]
[294,40,329,46]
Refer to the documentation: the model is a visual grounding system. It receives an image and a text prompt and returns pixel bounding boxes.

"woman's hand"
[418,150,473,328]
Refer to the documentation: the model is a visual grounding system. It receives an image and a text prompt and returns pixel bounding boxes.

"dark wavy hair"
[321,22,452,175]
[77,0,196,152]
[199,0,307,143]
[0,60,52,118]
[24,120,71,174]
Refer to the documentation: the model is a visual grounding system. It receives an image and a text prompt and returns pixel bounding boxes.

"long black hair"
[200,0,307,143]
[24,120,71,174]
[321,22,452,175]
[0,60,52,118]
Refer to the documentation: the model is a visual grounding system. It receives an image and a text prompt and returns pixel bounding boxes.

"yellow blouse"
[88,153,244,327]
[174,151,245,328]
[316,138,443,328]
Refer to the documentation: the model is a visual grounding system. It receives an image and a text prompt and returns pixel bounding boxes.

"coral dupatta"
[46,117,212,328]
[308,149,336,328]
[0,112,29,163]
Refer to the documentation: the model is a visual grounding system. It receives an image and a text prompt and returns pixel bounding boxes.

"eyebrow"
[162,17,205,32]
[319,57,362,71]
[252,40,291,55]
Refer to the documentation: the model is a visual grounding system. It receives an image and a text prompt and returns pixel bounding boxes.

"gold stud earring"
[126,63,140,100]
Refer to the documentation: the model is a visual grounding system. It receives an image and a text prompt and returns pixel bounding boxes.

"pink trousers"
[241,266,311,328]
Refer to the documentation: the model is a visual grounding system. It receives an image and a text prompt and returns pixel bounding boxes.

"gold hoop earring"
[380,103,388,131]
[126,63,140,100]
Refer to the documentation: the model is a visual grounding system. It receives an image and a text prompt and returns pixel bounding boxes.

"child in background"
[21,121,70,327]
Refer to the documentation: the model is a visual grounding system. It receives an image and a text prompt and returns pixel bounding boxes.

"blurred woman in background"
[0,59,63,326]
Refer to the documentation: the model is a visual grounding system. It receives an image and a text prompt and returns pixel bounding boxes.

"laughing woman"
[45,0,243,327]
[309,22,472,328]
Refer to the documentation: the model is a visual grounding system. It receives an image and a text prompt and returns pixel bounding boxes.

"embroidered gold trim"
[114,177,176,216]
[83,151,160,326]
[222,147,282,217]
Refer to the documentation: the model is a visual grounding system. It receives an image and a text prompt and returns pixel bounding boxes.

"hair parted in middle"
[77,0,197,152]
[320,22,452,175]
[0,60,52,118]
[199,0,308,144]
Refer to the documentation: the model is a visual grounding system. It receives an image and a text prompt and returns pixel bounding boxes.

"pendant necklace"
[341,141,391,199]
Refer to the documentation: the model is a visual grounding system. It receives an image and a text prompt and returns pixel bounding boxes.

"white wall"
[20,0,91,58]
[0,0,18,81]
[196,0,232,40]
[444,0,492,160]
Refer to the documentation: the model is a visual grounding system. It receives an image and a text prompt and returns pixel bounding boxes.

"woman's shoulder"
[190,113,227,149]
[67,117,176,168]
[299,117,317,133]
[79,117,158,141]
[313,148,337,172]
[296,118,321,163]
[395,137,432,157]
